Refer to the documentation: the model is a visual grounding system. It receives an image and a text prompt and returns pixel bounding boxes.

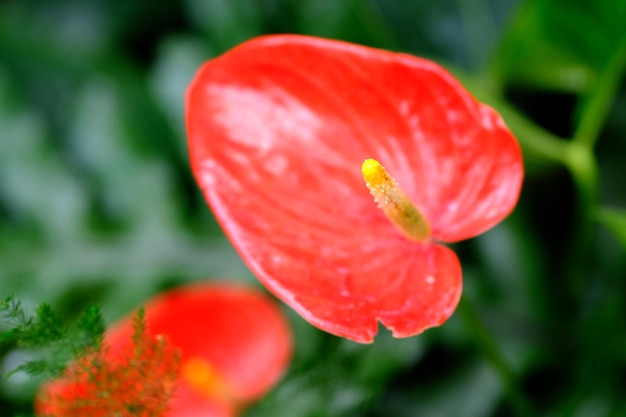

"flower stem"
[573,37,626,148]
[595,206,626,249]
[564,144,599,292]
[457,296,534,417]
[448,67,572,166]
[563,36,626,291]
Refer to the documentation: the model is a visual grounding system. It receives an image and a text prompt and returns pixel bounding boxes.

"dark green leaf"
[494,0,626,92]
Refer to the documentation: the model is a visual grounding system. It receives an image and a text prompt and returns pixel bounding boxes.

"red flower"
[36,283,292,417]
[186,35,523,343]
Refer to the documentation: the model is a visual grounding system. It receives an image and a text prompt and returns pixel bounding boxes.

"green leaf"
[149,35,213,157]
[370,360,503,417]
[246,328,425,417]
[184,0,264,51]
[493,0,626,93]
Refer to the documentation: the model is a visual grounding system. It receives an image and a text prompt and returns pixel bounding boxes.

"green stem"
[563,38,626,291]
[595,206,626,250]
[573,37,626,148]
[447,66,572,166]
[457,296,535,417]
[496,102,571,165]
[564,144,599,292]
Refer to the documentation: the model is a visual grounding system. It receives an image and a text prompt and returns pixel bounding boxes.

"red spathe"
[37,282,292,417]
[186,35,523,343]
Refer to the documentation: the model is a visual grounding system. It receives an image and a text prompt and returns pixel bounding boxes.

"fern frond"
[0,296,105,379]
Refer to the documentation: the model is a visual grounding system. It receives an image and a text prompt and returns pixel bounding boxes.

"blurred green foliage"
[1,297,104,379]
[0,0,625,416]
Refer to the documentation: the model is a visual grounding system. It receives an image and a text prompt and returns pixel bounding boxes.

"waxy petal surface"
[186,35,522,342]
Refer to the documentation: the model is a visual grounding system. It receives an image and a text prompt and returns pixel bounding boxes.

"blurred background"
[1,0,625,416]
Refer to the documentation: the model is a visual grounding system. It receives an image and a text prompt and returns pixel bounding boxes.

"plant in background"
[36,282,292,417]
[0,297,105,380]
[1,297,179,417]
[185,35,523,343]
[36,309,180,417]
[2,0,625,415]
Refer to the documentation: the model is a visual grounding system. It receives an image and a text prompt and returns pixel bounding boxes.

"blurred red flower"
[36,283,292,417]
[186,35,523,343]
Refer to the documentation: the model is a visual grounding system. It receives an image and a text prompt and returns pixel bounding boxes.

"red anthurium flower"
[36,283,292,417]
[186,35,523,343]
